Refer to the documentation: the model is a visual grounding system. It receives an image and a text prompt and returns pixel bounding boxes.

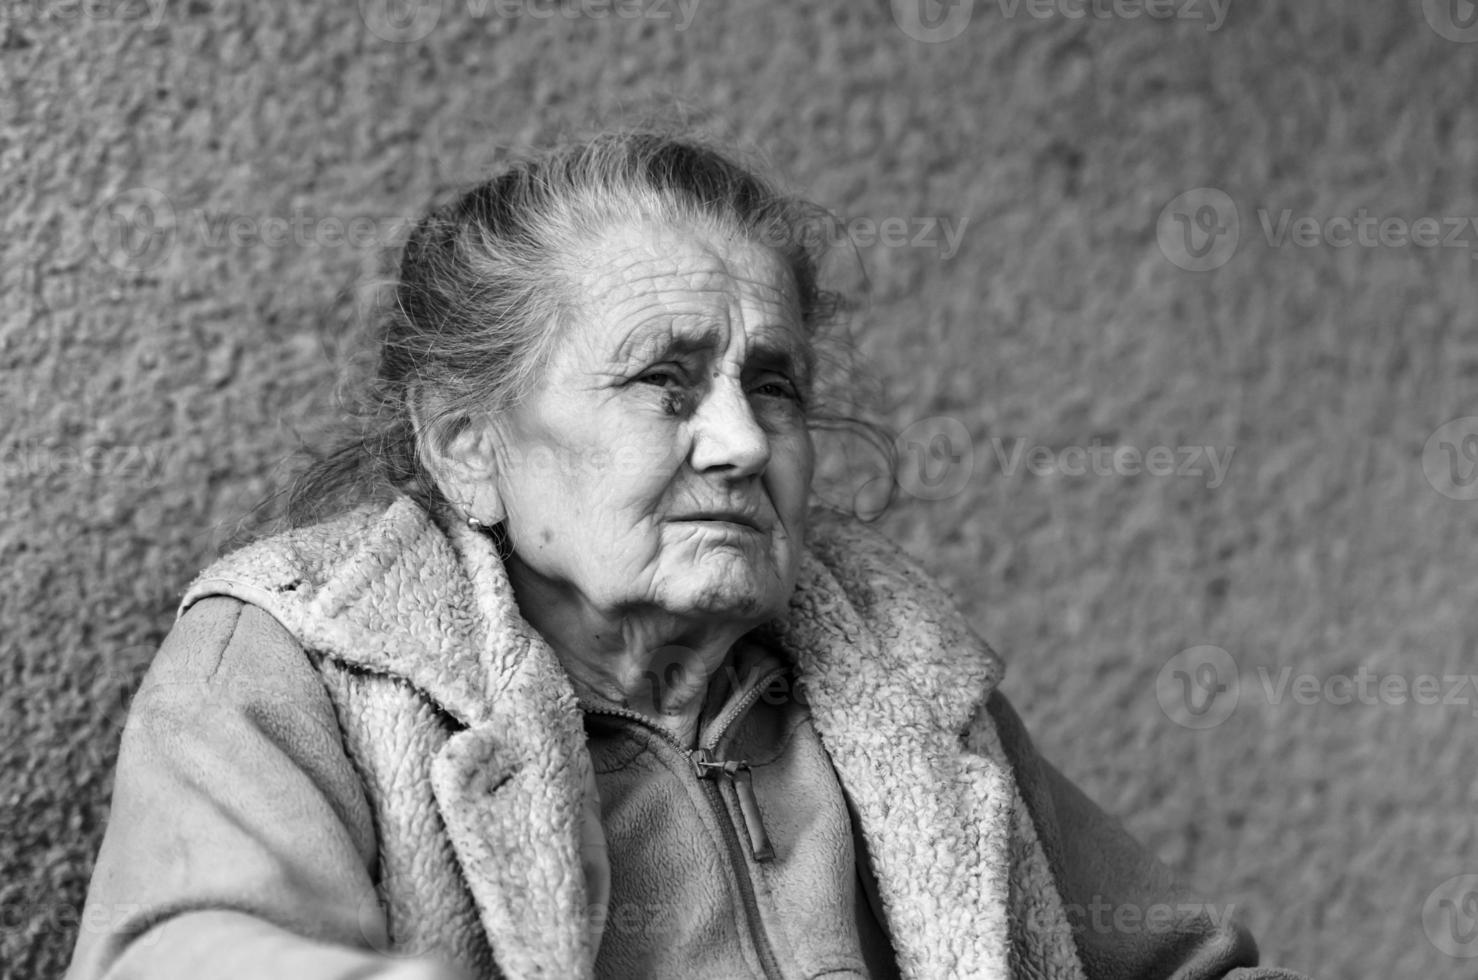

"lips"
[670,511,766,532]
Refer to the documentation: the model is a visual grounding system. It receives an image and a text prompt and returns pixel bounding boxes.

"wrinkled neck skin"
[507,559,761,749]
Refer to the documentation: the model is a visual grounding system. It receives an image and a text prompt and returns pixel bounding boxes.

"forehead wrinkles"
[569,230,801,364]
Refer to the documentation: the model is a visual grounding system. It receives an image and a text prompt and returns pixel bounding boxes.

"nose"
[688,376,771,478]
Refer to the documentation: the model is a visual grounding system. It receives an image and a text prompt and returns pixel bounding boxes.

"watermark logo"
[0,897,166,946]
[1159,189,1478,269]
[1157,187,1240,272]
[89,187,176,272]
[98,655,153,741]
[359,0,702,41]
[996,0,1228,30]
[87,190,416,272]
[359,0,442,41]
[1422,0,1478,43]
[593,900,688,940]
[891,0,1229,41]
[1159,655,1478,730]
[2,0,170,29]
[1028,897,1237,937]
[2,441,171,484]
[1261,667,1478,718]
[891,427,1235,501]
[890,0,975,42]
[1425,874,1478,957]
[1260,209,1478,255]
[1423,417,1478,501]
[991,437,1234,489]
[895,416,975,501]
[359,873,413,955]
[759,213,969,260]
[1156,645,1240,729]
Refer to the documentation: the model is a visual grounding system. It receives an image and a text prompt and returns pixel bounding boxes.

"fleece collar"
[182,496,1034,979]
[183,496,1002,733]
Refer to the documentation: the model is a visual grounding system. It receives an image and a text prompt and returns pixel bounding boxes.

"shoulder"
[177,497,473,648]
[800,508,978,628]
[140,596,335,724]
[179,503,398,614]
[781,508,1005,729]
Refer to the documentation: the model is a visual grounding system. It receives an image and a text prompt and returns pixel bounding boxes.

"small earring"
[467,515,485,531]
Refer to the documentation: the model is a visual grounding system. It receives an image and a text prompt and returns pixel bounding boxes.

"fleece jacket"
[63,496,1313,980]
[579,634,901,979]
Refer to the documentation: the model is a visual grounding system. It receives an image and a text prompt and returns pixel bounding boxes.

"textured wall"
[4,1,1476,977]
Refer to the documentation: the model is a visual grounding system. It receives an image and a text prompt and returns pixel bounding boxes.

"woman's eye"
[635,368,684,388]
[751,376,802,402]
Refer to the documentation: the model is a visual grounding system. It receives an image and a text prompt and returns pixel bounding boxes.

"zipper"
[692,748,774,860]
[583,661,789,979]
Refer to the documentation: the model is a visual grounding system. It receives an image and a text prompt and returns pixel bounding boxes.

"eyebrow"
[614,318,815,385]
[746,335,815,388]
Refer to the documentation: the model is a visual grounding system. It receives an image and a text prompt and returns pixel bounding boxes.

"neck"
[506,563,755,747]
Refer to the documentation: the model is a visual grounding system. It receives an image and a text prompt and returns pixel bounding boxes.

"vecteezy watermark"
[0,897,165,946]
[1426,874,1478,958]
[2,441,169,483]
[1156,645,1241,730]
[1158,647,1478,729]
[1022,897,1238,938]
[358,873,444,957]
[1156,187,1241,272]
[1423,417,1478,502]
[623,647,809,711]
[89,187,177,272]
[1158,186,1478,271]
[995,0,1229,29]
[758,213,970,260]
[88,188,415,272]
[1259,209,1478,255]
[358,0,701,42]
[889,0,1229,43]
[1259,668,1478,717]
[2,0,169,29]
[1422,0,1478,43]
[990,437,1234,489]
[892,425,1234,501]
[895,417,975,501]
[589,900,692,940]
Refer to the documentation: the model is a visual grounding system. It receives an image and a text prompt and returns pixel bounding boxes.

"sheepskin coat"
[66,497,1303,980]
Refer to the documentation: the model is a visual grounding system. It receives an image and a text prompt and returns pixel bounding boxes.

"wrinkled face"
[488,219,815,627]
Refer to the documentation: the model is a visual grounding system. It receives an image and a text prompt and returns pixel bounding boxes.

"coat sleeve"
[64,596,467,980]
[983,691,1312,980]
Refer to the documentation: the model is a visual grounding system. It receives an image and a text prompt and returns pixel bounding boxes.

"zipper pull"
[693,749,775,862]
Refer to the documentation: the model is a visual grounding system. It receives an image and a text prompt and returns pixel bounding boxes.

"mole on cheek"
[540,528,553,544]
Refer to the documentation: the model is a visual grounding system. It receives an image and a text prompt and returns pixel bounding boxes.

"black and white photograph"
[4,2,1475,978]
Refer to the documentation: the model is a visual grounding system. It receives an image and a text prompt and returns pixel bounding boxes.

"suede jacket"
[66,497,1311,980]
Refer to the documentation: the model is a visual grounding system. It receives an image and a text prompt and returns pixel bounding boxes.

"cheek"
[770,433,815,511]
[538,446,679,545]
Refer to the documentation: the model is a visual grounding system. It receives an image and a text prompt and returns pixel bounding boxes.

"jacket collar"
[182,496,1013,978]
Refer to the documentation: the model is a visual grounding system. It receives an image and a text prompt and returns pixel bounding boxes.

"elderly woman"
[67,133,1306,980]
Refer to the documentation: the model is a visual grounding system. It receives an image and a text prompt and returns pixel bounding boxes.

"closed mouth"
[671,513,765,532]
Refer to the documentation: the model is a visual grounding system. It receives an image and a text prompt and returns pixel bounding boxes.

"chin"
[665,565,790,623]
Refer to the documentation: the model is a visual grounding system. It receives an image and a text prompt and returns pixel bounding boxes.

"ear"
[409,392,506,525]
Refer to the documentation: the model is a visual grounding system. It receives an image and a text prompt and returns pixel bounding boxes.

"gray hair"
[285,130,889,527]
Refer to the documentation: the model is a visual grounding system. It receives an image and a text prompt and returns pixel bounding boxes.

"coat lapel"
[427,513,601,980]
[766,518,1016,980]
[428,698,595,980]
[185,499,601,979]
